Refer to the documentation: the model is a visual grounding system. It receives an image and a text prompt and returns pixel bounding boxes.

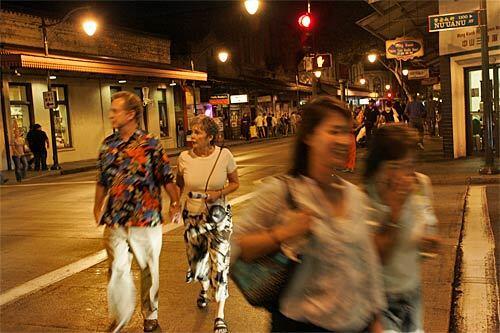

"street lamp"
[314,70,322,78]
[385,84,391,91]
[402,69,409,76]
[368,53,377,63]
[244,0,260,15]
[359,78,366,85]
[40,6,97,170]
[217,50,229,63]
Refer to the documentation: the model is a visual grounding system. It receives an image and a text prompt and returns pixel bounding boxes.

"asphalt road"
[0,136,495,332]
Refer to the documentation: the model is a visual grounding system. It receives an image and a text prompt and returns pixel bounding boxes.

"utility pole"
[478,0,498,174]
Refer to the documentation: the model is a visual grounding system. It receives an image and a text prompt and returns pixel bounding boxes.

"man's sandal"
[214,317,229,333]
[197,290,208,309]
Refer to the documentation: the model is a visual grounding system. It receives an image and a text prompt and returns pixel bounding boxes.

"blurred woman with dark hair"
[363,124,440,333]
[233,97,385,332]
[176,115,239,333]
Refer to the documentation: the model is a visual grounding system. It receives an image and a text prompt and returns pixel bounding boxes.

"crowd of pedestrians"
[353,94,440,152]
[91,91,440,333]
[242,111,301,141]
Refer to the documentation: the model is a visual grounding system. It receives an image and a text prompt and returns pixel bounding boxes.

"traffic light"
[298,13,312,29]
[387,92,393,99]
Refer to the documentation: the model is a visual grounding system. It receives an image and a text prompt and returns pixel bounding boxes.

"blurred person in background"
[363,125,441,333]
[404,94,426,150]
[26,124,49,171]
[234,97,385,333]
[10,128,28,182]
[177,114,239,333]
[94,91,180,333]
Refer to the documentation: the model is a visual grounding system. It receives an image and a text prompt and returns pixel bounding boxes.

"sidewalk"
[0,135,291,185]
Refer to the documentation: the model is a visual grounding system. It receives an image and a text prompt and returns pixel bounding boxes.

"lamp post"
[478,0,498,174]
[190,48,230,115]
[40,7,97,170]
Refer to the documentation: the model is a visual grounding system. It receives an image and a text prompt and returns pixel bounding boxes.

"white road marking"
[454,185,499,332]
[0,180,263,307]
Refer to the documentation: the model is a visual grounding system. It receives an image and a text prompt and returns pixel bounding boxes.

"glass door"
[465,65,499,156]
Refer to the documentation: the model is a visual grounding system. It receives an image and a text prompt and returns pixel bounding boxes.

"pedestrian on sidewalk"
[233,96,385,333]
[26,124,49,171]
[176,120,185,148]
[255,113,265,138]
[241,113,251,141]
[364,99,379,145]
[10,128,28,182]
[404,94,426,150]
[176,115,239,333]
[266,113,273,138]
[363,125,441,333]
[93,91,180,333]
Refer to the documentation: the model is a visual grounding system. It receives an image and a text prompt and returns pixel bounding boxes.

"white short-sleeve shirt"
[178,146,237,214]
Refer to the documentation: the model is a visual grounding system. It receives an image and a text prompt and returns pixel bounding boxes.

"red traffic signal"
[387,92,393,99]
[298,13,312,29]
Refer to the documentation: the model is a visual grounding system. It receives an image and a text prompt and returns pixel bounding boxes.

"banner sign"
[421,77,439,85]
[209,94,230,105]
[257,95,272,103]
[230,94,248,104]
[408,68,430,80]
[385,37,424,61]
[428,11,479,32]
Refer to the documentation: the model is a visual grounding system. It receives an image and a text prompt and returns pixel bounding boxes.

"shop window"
[110,86,122,101]
[8,83,34,136]
[135,87,148,131]
[51,85,72,149]
[156,89,168,137]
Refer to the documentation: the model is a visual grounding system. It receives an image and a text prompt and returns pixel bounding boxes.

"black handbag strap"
[282,176,299,210]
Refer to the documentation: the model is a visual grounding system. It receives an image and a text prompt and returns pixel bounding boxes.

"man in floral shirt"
[94,91,180,333]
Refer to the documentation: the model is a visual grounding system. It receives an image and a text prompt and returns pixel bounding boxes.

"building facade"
[0,10,206,171]
[438,0,500,158]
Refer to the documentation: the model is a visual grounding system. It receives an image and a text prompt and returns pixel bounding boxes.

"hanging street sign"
[408,68,430,80]
[385,37,424,61]
[428,11,480,32]
[421,77,439,86]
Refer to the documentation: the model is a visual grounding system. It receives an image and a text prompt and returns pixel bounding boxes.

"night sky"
[2,0,377,57]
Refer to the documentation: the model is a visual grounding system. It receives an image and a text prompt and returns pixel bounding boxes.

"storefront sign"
[408,69,430,80]
[43,91,56,109]
[438,0,500,55]
[428,11,479,32]
[257,95,272,103]
[209,94,229,105]
[385,37,424,61]
[421,77,439,85]
[230,94,248,104]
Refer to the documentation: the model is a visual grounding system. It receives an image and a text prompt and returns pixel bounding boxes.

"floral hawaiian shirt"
[97,129,174,227]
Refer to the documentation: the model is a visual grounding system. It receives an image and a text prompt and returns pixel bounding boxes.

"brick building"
[0,10,206,171]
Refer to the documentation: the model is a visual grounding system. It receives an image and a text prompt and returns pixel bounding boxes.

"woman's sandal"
[197,290,208,309]
[214,317,229,333]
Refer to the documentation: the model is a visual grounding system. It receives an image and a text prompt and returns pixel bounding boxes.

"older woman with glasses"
[176,115,239,333]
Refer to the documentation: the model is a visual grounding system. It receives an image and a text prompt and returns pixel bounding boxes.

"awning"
[1,49,207,81]
[211,76,312,93]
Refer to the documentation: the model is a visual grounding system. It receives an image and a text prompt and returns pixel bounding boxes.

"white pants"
[104,225,162,326]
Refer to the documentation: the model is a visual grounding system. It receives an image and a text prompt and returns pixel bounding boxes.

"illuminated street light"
[314,70,322,78]
[244,0,260,15]
[49,75,57,80]
[118,80,127,84]
[402,69,409,76]
[368,53,377,63]
[385,84,391,90]
[359,78,366,85]
[82,19,97,36]
[218,50,229,63]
